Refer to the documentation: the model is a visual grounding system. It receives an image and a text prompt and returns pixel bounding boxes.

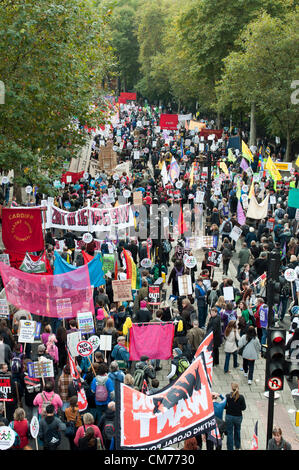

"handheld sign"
[0,427,16,450]
[25,185,33,194]
[30,416,39,440]
[284,268,297,283]
[184,255,197,269]
[76,340,93,357]
[88,335,101,353]
[82,233,93,244]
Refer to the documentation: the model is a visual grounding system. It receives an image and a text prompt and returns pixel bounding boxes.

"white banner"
[46,203,134,232]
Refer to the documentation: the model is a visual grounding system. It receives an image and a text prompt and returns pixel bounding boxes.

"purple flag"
[240,158,249,172]
[237,200,246,225]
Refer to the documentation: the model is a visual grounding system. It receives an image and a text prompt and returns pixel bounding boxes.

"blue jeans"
[224,351,238,373]
[279,297,289,321]
[95,404,107,425]
[243,358,255,381]
[226,414,243,450]
[261,327,267,347]
[198,304,207,328]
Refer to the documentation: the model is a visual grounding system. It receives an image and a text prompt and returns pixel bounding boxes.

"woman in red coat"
[10,408,29,449]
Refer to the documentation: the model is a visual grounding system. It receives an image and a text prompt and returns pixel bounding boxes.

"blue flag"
[54,251,106,287]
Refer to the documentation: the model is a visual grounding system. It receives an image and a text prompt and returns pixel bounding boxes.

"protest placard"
[18,320,36,344]
[112,280,133,302]
[77,312,95,335]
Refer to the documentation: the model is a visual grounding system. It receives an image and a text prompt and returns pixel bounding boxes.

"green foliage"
[0,0,115,191]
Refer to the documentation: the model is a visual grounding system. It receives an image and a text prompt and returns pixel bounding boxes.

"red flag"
[2,207,44,253]
[82,251,94,264]
[67,349,88,412]
[178,204,187,235]
[141,380,148,394]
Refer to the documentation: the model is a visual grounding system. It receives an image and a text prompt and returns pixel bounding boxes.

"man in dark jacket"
[205,307,222,366]
[38,404,66,450]
[99,401,116,450]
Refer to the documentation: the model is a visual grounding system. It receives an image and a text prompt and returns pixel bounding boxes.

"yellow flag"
[265,156,281,182]
[242,140,253,162]
[220,161,229,175]
[295,155,299,167]
[190,162,195,186]
[248,180,255,199]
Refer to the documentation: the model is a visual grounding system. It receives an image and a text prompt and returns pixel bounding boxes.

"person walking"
[223,320,240,374]
[205,307,222,367]
[224,383,246,451]
[238,325,261,385]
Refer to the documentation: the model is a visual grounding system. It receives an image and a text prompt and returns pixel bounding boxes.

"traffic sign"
[267,377,283,391]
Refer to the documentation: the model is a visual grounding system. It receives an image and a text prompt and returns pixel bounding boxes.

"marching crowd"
[0,102,298,451]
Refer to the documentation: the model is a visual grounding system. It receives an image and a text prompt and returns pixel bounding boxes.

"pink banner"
[129,323,174,361]
[0,262,94,318]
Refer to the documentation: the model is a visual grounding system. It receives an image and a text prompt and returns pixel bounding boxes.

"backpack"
[133,368,145,391]
[104,419,115,440]
[11,353,23,374]
[95,377,109,402]
[44,427,61,450]
[176,357,189,376]
[65,411,79,438]
[41,392,55,417]
[223,221,232,233]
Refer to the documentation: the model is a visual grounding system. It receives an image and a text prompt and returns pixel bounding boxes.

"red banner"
[159,114,179,130]
[115,351,216,450]
[61,171,84,184]
[120,92,137,101]
[2,208,44,253]
[199,129,223,141]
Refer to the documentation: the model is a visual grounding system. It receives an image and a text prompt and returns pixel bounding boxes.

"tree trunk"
[249,101,256,147]
[216,110,221,129]
[285,128,292,162]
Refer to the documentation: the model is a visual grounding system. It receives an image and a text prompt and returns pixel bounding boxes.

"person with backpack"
[167,260,186,298]
[33,380,63,418]
[220,238,233,276]
[64,396,82,450]
[167,347,190,384]
[90,363,114,425]
[111,336,130,371]
[38,404,66,450]
[108,361,125,388]
[133,356,156,391]
[238,326,261,385]
[99,401,116,450]
[220,218,232,242]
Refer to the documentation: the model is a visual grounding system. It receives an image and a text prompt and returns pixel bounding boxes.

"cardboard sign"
[223,286,235,301]
[77,312,95,335]
[99,335,112,352]
[133,191,143,206]
[229,226,242,242]
[27,359,54,378]
[0,299,9,318]
[18,320,37,343]
[67,331,82,357]
[112,279,133,302]
[178,275,192,296]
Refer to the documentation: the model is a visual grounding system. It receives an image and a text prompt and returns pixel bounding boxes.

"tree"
[0,0,115,197]
[217,9,299,161]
